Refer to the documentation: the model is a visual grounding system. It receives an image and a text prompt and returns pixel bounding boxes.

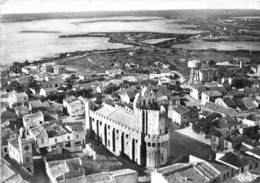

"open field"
[169,130,211,161]
[51,44,260,78]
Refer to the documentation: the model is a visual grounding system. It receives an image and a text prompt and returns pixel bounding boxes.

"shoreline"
[4,31,260,66]
[20,30,61,33]
[6,45,260,68]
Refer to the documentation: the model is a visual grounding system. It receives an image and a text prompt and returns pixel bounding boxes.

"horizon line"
[2,8,260,15]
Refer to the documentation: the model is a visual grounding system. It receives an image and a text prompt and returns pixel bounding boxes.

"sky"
[1,0,260,14]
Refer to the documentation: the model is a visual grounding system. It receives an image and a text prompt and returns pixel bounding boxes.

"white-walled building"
[201,90,222,105]
[40,88,58,97]
[190,85,207,100]
[168,105,190,126]
[41,63,54,73]
[105,69,123,77]
[151,159,220,183]
[8,91,28,108]
[28,122,85,153]
[53,65,66,75]
[8,129,34,174]
[22,111,44,129]
[63,96,85,117]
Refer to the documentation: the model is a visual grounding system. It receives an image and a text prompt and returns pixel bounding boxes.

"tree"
[192,118,212,135]
[232,78,253,89]
[104,84,120,94]
[208,60,216,67]
[243,127,260,141]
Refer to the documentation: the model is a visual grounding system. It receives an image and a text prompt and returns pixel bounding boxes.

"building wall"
[67,102,85,117]
[151,171,169,183]
[19,138,34,174]
[41,64,53,73]
[8,137,34,174]
[215,98,228,108]
[211,135,220,151]
[45,162,58,183]
[36,135,49,148]
[147,110,163,135]
[168,110,181,125]
[201,93,210,105]
[223,140,233,151]
[89,111,142,163]
[39,89,47,97]
[217,168,237,183]
[190,88,198,100]
[72,130,85,145]
[168,109,190,126]
[8,144,21,164]
[85,101,169,168]
[53,67,65,75]
[23,112,44,129]
[8,92,28,108]
[48,133,74,147]
[112,172,138,183]
[120,93,130,104]
[199,69,218,82]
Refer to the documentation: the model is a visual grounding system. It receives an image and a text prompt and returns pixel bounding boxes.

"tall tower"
[188,58,202,84]
[18,128,34,175]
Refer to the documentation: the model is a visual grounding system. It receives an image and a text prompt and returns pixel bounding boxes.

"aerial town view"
[1,0,260,183]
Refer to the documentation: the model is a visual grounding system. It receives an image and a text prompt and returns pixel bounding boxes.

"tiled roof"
[65,123,85,132]
[203,103,238,117]
[241,145,260,157]
[162,164,208,183]
[46,158,85,182]
[29,100,42,108]
[23,111,44,127]
[223,97,237,108]
[157,162,220,183]
[45,123,70,138]
[174,105,190,115]
[225,135,242,147]
[209,161,231,172]
[220,152,250,168]
[85,172,110,183]
[209,87,227,95]
[29,125,47,138]
[244,87,260,95]
[1,159,29,183]
[194,162,219,180]
[233,98,247,111]
[43,87,58,93]
[226,90,244,98]
[242,98,258,110]
[202,90,222,97]
[95,103,141,132]
[120,87,136,98]
[64,96,77,103]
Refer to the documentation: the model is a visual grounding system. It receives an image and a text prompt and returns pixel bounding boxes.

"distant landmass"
[1,9,260,23]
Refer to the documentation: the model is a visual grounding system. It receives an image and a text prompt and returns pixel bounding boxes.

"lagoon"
[0,16,204,65]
